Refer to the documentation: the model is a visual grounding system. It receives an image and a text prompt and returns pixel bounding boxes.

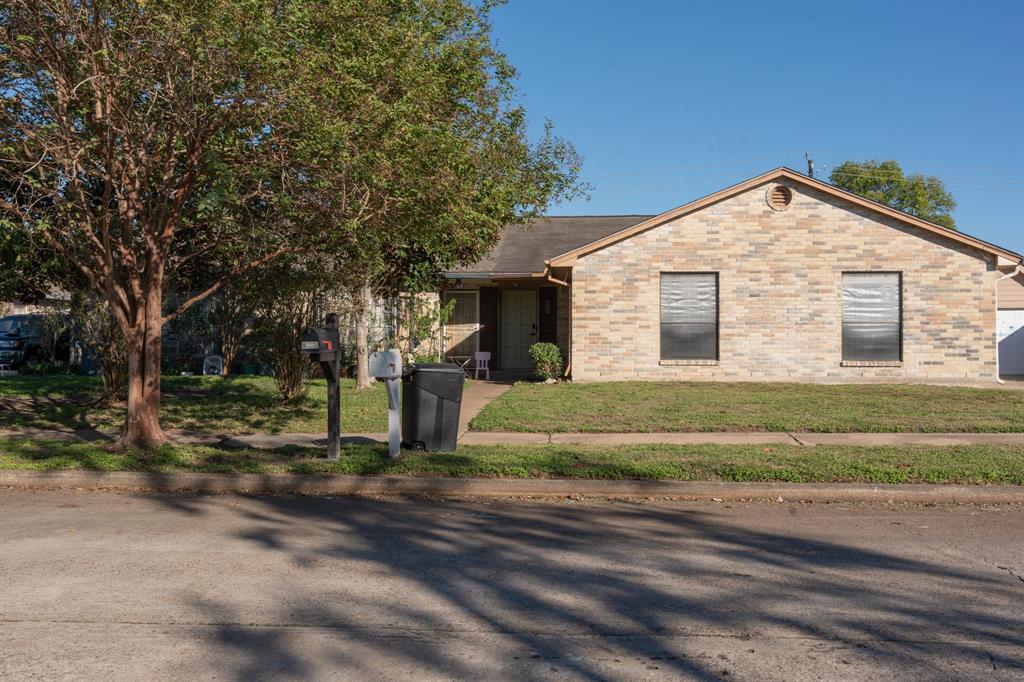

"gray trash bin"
[401,363,465,451]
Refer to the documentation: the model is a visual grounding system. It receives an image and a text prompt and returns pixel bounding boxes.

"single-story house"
[442,167,1023,383]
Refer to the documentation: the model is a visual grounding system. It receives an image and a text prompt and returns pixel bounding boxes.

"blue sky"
[491,0,1024,254]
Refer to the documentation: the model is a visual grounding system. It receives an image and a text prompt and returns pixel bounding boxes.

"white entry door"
[998,310,1024,375]
[501,290,536,369]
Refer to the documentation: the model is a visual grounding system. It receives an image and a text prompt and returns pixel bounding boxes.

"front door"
[501,290,536,369]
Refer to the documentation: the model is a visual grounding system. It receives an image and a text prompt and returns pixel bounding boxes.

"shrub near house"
[529,342,563,382]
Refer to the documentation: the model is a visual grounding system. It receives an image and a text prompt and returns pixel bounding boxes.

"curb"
[1,469,1021,503]
[5,429,1024,449]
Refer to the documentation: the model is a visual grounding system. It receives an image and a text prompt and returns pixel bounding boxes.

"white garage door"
[998,310,1024,375]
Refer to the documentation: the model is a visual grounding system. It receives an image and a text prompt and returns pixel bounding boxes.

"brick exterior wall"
[570,180,1000,383]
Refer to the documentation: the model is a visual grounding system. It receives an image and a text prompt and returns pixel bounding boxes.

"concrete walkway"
[2,427,1023,448]
[458,379,513,435]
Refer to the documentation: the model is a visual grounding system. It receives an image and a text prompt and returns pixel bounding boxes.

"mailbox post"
[301,313,342,460]
[369,349,402,458]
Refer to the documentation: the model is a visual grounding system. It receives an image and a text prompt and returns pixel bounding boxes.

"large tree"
[829,159,957,229]
[266,1,584,390]
[0,1,308,447]
[1,0,582,446]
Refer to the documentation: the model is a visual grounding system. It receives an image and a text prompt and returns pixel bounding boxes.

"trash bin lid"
[404,363,464,402]
[407,363,464,373]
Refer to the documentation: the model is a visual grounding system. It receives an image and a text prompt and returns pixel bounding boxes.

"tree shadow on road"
[156,494,1024,680]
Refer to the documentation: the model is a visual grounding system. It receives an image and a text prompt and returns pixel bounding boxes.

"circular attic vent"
[767,184,793,211]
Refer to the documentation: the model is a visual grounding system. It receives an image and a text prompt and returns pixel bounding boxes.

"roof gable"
[546,168,1022,267]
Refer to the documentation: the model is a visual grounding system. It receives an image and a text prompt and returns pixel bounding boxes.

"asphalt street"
[1,490,1022,681]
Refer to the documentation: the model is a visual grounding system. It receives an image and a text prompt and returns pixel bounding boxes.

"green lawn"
[470,381,1024,433]
[0,375,389,433]
[1,438,1022,484]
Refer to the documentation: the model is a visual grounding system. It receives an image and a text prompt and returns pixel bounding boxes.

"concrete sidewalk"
[458,379,513,434]
[2,427,1023,448]
[461,431,1024,446]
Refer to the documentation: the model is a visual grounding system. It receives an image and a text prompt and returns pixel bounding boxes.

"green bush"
[412,352,442,364]
[528,343,563,381]
[20,361,78,376]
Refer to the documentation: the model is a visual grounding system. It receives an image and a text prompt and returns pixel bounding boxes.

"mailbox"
[301,327,341,362]
[370,349,403,458]
[301,319,343,460]
[368,350,402,380]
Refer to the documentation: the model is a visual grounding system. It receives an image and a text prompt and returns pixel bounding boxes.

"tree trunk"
[355,282,372,390]
[115,286,168,449]
[220,341,237,377]
[220,324,239,377]
[217,293,247,377]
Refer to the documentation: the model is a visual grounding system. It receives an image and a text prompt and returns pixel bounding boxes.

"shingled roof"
[448,215,652,276]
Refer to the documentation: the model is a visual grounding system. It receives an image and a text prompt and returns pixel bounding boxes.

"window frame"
[841,271,903,362]
[441,289,480,358]
[659,272,720,361]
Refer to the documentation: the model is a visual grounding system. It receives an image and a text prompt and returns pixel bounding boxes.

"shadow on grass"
[0,382,109,430]
[0,375,389,433]
[138,494,1024,680]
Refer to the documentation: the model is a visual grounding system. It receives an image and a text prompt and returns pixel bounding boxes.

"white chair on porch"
[474,351,491,380]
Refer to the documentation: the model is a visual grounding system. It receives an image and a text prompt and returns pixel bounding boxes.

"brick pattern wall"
[556,283,571,364]
[571,181,999,382]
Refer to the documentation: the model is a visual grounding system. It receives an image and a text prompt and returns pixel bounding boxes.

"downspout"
[995,260,1024,384]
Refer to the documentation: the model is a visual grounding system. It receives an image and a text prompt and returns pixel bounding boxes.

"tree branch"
[162,248,294,324]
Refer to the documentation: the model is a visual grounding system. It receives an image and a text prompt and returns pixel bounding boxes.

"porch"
[440,278,570,373]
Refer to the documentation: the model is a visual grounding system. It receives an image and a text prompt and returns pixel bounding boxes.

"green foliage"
[1,0,585,442]
[394,294,455,363]
[239,257,357,400]
[68,293,127,402]
[829,159,957,229]
[528,342,563,381]
[0,225,72,305]
[18,361,78,376]
[36,307,70,362]
[208,286,256,377]
[412,353,443,364]
[277,0,587,296]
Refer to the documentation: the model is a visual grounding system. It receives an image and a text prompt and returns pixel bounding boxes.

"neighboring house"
[1,289,70,316]
[442,167,1023,383]
[998,272,1024,375]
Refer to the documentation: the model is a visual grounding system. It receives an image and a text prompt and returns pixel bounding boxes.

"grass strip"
[2,438,1022,485]
[470,381,1024,433]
